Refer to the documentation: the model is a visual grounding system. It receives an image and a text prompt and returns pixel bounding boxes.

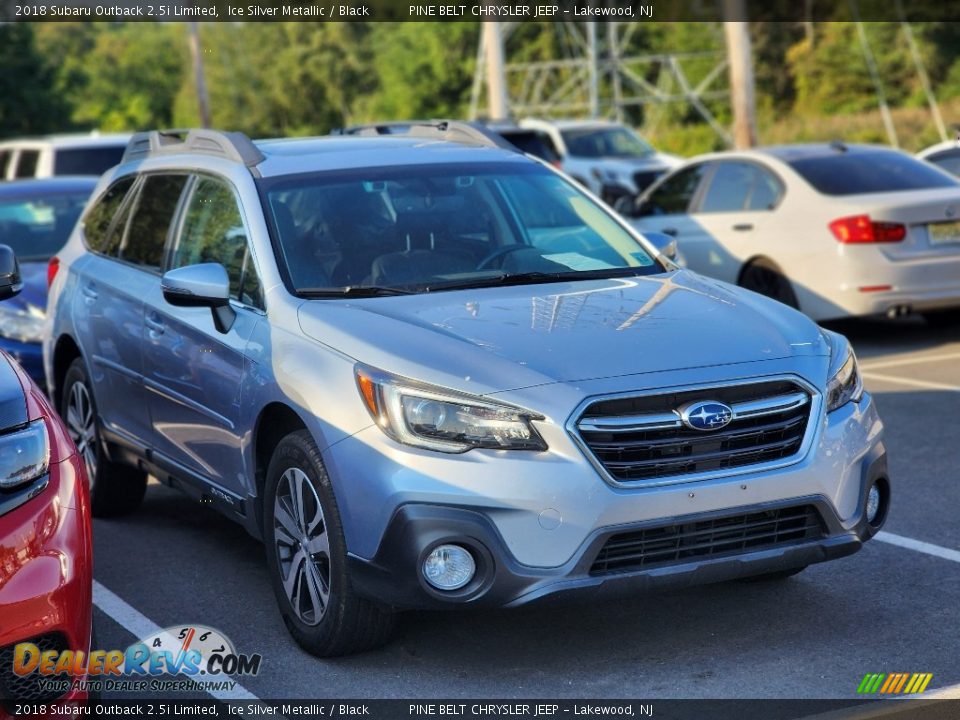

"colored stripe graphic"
[857,673,933,694]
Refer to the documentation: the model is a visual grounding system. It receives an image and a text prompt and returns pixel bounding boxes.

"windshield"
[0,189,91,261]
[260,162,662,295]
[561,127,655,159]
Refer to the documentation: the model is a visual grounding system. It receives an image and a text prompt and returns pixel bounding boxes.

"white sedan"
[621,143,960,323]
[918,140,960,178]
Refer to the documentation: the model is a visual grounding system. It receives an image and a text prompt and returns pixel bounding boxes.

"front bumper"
[345,436,889,611]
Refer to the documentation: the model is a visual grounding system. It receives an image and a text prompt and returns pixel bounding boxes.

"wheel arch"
[736,255,783,286]
[252,402,310,533]
[51,334,83,411]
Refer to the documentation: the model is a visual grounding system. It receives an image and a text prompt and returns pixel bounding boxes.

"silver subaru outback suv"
[44,124,890,656]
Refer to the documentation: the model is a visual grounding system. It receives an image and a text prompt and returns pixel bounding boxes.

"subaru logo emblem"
[680,401,733,431]
[947,206,957,218]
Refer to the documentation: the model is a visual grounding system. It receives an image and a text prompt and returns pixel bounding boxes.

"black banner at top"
[5,0,960,23]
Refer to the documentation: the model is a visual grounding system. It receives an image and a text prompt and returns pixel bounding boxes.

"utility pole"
[483,21,510,120]
[188,22,211,129]
[587,22,599,118]
[723,0,757,148]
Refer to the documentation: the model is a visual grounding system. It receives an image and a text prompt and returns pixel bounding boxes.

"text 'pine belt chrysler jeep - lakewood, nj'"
[44,123,890,656]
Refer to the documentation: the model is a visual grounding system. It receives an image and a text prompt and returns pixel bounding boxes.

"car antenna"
[829,140,848,153]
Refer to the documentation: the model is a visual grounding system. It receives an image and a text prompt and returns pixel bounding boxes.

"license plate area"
[929,220,960,246]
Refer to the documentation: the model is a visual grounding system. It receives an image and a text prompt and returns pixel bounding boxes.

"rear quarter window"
[83,176,136,255]
[14,150,40,178]
[788,150,959,196]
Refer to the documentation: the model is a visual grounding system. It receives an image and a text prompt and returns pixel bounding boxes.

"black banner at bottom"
[3,699,960,720]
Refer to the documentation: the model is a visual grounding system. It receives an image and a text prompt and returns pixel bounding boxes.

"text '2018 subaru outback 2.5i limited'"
[44,124,890,656]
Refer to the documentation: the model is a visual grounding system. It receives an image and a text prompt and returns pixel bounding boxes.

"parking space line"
[93,580,261,702]
[860,372,960,393]
[875,532,960,564]
[860,351,960,372]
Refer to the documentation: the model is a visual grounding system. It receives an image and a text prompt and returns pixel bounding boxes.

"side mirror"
[642,231,678,262]
[0,245,22,301]
[162,263,236,334]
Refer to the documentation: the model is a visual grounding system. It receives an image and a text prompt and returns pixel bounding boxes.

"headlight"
[824,332,863,412]
[0,419,50,489]
[355,365,547,453]
[0,303,46,343]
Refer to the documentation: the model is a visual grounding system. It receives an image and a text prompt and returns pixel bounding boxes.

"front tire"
[263,430,394,657]
[61,358,147,518]
[739,259,800,310]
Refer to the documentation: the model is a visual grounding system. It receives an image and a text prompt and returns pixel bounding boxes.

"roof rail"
[121,129,265,167]
[335,120,520,153]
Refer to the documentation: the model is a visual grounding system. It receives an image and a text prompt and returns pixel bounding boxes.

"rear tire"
[61,358,147,518]
[263,430,394,657]
[922,309,960,327]
[739,565,807,582]
[739,259,800,310]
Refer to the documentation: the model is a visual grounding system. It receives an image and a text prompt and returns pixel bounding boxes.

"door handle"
[660,227,678,237]
[145,315,166,336]
[732,223,754,232]
[81,284,98,300]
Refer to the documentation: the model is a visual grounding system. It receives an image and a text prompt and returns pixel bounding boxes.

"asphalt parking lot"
[90,315,960,702]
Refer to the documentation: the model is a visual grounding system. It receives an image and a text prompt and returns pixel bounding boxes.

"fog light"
[423,544,475,591]
[866,484,881,524]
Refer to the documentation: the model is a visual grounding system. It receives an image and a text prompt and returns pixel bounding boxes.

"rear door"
[72,174,188,445]
[686,160,786,283]
[141,174,264,499]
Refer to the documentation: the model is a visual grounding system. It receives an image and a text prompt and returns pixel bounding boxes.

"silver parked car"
[45,125,890,656]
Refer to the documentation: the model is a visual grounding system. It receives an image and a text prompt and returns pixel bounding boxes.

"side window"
[746,166,784,210]
[119,174,188,271]
[699,162,784,213]
[171,176,263,309]
[640,164,707,216]
[83,176,137,255]
[0,150,10,179]
[14,150,40,179]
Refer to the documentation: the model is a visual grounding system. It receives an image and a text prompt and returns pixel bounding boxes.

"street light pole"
[723,1,757,148]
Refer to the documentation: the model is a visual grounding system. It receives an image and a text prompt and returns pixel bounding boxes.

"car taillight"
[47,256,60,291]
[829,215,906,243]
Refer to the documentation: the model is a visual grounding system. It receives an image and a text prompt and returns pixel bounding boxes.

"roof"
[0,176,100,198]
[917,140,960,158]
[757,143,897,162]
[253,135,528,177]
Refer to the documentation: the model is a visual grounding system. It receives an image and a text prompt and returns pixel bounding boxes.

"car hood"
[297,270,828,396]
[0,353,28,431]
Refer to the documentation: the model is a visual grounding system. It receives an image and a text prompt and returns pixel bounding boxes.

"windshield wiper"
[298,285,415,298]
[421,267,651,292]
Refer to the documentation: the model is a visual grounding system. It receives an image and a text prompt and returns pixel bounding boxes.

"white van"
[0,134,131,181]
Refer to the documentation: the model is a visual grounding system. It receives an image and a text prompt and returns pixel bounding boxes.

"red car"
[0,245,93,715]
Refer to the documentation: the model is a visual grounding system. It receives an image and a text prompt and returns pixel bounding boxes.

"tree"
[0,24,69,137]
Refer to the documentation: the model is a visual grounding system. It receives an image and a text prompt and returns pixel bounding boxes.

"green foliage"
[4,20,960,154]
[0,24,69,137]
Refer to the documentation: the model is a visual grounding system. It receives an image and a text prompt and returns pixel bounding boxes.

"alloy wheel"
[66,381,98,487]
[273,467,331,626]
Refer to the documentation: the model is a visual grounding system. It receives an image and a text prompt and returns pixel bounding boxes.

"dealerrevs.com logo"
[13,624,261,694]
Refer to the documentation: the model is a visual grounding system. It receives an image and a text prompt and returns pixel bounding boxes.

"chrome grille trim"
[567,376,821,488]
[579,390,809,434]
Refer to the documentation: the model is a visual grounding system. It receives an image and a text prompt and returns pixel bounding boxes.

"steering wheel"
[477,244,528,270]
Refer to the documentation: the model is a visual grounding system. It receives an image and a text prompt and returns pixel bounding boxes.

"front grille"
[633,170,666,192]
[0,633,69,707]
[577,380,812,483]
[591,504,825,575]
